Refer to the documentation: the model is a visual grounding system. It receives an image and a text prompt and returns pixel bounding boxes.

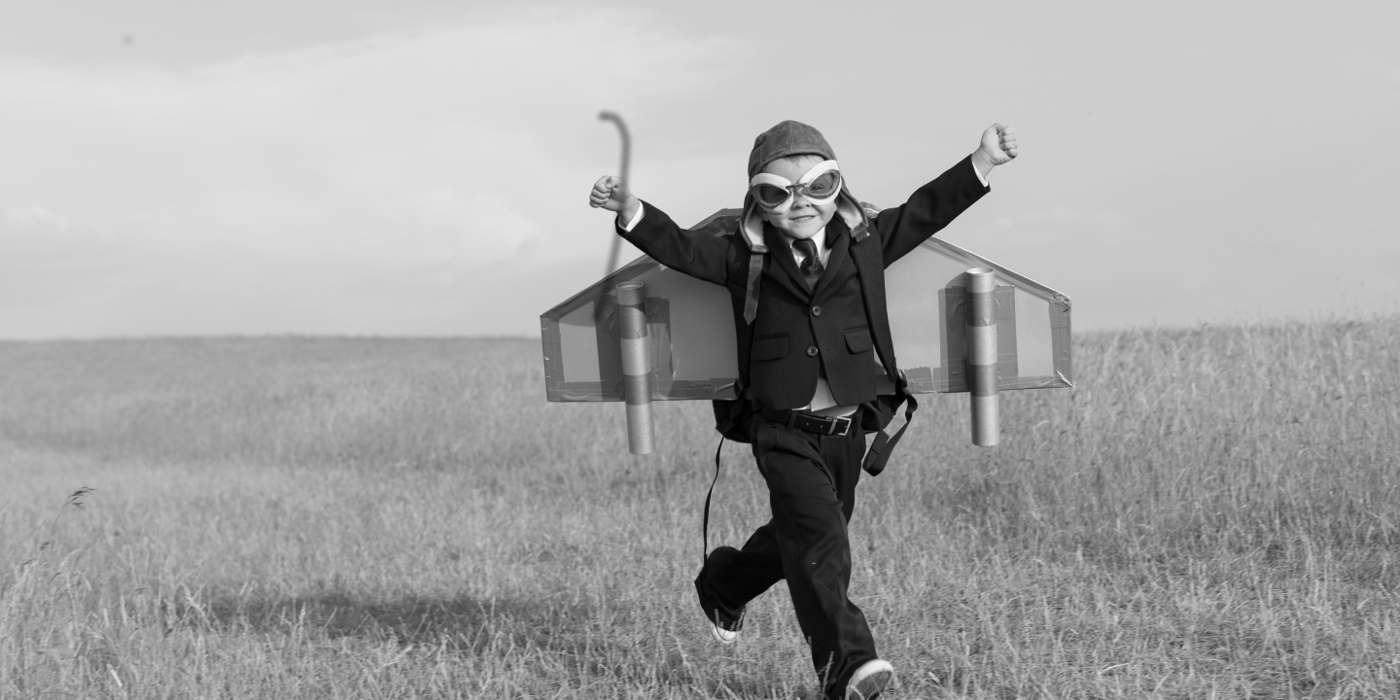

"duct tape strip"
[1049,293,1074,387]
[969,363,999,397]
[621,369,651,405]
[593,294,623,398]
[646,298,673,384]
[540,316,566,402]
[903,366,936,394]
[938,287,966,392]
[995,286,1020,387]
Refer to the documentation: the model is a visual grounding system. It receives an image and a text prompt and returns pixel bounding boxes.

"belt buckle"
[829,416,849,436]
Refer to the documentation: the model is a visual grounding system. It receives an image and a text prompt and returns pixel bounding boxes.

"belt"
[759,408,856,437]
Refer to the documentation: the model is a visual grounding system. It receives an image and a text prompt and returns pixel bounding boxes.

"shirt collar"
[765,213,848,257]
[786,228,828,260]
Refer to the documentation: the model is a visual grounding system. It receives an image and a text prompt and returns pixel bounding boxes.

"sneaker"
[694,568,744,645]
[709,609,743,645]
[845,659,894,700]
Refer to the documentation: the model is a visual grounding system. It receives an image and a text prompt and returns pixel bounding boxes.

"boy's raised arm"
[875,123,1019,266]
[586,175,730,285]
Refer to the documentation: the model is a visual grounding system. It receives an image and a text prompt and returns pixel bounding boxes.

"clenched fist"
[974,124,1019,182]
[980,124,1018,164]
[589,175,640,223]
[970,123,1018,180]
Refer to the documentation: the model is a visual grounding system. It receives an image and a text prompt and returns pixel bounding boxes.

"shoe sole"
[709,624,738,645]
[846,668,892,700]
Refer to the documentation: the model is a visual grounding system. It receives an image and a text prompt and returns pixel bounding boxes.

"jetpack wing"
[540,208,1072,405]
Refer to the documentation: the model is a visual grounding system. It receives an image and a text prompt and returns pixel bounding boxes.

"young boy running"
[589,120,1017,700]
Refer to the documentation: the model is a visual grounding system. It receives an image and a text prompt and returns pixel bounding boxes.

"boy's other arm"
[876,124,1018,266]
[588,176,730,285]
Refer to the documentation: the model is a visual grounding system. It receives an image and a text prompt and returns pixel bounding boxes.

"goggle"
[749,160,842,211]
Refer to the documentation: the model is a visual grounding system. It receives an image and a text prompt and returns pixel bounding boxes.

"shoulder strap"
[848,223,899,382]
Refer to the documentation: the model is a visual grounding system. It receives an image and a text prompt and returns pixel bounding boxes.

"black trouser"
[697,412,876,699]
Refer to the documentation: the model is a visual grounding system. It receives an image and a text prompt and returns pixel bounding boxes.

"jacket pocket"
[752,335,789,361]
[844,328,873,354]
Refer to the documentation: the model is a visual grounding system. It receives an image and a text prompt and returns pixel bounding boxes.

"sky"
[1,0,1397,339]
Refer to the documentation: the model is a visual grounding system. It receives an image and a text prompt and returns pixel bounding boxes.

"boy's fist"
[977,123,1018,166]
[589,175,633,212]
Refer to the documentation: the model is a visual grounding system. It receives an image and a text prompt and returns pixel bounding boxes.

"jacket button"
[806,346,819,357]
[811,305,822,316]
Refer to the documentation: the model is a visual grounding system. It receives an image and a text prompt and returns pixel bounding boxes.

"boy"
[589,120,1017,700]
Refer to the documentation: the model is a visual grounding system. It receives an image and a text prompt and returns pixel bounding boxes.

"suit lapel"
[762,225,811,299]
[811,217,851,302]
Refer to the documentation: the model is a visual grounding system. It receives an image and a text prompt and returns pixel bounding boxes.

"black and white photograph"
[2,1,1397,698]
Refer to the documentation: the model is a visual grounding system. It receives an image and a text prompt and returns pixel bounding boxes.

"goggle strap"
[748,160,840,190]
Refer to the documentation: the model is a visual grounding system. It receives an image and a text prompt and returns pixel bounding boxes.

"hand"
[589,175,635,213]
[975,123,1018,168]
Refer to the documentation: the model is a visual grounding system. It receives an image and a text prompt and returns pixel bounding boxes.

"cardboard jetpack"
[539,208,1073,453]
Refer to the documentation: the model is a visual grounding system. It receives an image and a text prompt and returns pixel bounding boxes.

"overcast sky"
[1,0,1396,339]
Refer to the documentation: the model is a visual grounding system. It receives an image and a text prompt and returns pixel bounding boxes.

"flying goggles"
[749,160,842,211]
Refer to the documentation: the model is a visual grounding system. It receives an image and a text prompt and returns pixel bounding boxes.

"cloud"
[0,8,751,336]
[0,204,77,234]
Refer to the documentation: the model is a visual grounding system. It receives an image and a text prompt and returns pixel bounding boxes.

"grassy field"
[1,318,1398,699]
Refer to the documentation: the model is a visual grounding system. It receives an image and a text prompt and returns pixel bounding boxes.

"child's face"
[755,155,838,241]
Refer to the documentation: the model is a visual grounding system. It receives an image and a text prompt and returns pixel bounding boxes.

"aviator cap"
[747,120,837,179]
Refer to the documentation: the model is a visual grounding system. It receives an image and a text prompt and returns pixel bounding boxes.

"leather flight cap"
[760,408,855,437]
[747,120,837,178]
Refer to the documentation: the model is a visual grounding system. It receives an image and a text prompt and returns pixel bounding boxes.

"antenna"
[598,111,631,275]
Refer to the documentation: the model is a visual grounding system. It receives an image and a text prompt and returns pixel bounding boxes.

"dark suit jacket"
[618,155,988,410]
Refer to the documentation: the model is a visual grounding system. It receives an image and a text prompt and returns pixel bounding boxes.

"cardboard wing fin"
[885,235,1073,396]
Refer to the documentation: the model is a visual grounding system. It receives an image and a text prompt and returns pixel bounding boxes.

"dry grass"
[1,319,1398,699]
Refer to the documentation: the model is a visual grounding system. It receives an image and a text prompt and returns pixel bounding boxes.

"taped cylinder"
[967,268,1000,446]
[615,281,654,455]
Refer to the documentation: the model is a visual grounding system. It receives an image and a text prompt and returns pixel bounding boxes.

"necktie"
[793,238,824,289]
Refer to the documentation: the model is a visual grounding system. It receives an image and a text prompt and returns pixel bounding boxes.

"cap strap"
[742,251,763,324]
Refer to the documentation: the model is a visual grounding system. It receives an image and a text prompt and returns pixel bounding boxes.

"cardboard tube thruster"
[615,282,654,455]
[967,268,1000,446]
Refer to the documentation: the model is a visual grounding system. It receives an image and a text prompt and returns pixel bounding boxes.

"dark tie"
[793,238,824,289]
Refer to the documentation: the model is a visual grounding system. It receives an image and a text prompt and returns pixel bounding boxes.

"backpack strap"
[862,391,917,476]
[701,436,725,565]
[847,221,900,383]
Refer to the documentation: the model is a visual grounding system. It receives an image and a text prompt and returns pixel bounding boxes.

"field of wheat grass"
[2,318,1398,699]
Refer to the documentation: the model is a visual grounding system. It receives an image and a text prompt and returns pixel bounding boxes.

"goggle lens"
[803,171,841,199]
[754,183,793,208]
[749,161,843,210]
